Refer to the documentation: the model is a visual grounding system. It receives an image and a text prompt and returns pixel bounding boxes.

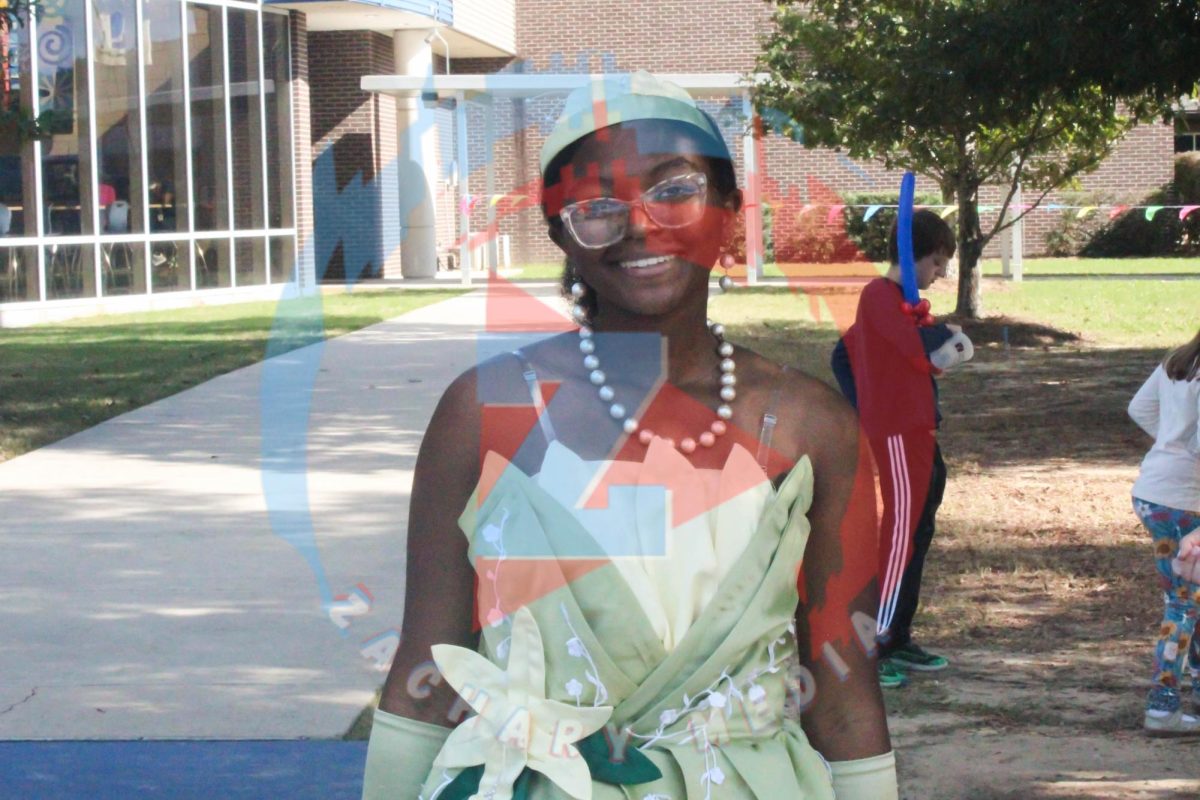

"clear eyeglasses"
[559,172,709,249]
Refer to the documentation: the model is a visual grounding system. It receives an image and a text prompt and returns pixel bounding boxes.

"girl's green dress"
[409,438,837,799]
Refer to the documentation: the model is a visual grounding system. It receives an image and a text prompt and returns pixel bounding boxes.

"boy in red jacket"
[831,210,973,688]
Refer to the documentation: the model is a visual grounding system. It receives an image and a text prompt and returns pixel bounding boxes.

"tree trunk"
[954,187,984,318]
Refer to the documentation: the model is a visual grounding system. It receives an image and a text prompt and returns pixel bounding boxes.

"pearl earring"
[718,253,736,293]
[570,280,588,324]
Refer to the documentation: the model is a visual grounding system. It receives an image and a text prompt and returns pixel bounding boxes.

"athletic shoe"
[1144,708,1200,737]
[885,642,950,672]
[878,659,908,689]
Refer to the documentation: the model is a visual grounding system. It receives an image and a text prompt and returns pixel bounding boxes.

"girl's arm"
[795,394,892,761]
[362,371,483,799]
[1128,367,1161,438]
[378,369,482,724]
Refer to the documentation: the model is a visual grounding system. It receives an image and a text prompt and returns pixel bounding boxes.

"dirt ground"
[881,315,1200,799]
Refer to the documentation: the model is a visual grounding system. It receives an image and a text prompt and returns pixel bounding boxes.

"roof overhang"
[268,1,514,57]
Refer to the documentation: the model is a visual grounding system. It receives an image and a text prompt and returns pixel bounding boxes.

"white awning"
[361,72,767,99]
[361,72,768,286]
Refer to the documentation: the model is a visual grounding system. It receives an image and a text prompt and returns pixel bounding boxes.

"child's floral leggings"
[1134,497,1200,711]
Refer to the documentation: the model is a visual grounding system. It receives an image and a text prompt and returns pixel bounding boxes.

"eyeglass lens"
[564,173,707,248]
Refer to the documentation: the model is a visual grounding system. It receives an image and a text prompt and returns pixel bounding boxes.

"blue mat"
[0,740,368,799]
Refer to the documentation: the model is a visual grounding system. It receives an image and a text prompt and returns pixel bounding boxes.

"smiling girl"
[362,72,897,799]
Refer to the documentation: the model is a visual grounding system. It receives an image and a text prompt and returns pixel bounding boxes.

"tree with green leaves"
[755,0,1200,317]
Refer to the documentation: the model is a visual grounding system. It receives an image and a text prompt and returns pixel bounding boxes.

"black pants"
[879,443,946,655]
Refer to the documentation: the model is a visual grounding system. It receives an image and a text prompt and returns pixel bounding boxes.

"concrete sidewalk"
[0,286,558,741]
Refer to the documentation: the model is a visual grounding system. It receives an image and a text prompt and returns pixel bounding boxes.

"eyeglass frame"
[557,171,712,250]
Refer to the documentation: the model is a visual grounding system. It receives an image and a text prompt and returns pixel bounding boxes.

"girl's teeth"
[622,256,671,268]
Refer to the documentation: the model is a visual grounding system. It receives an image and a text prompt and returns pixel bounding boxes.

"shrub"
[769,197,865,263]
[1176,153,1200,254]
[1175,152,1200,203]
[1080,208,1186,256]
[1072,155,1200,257]
[727,202,775,264]
[842,191,944,262]
[1042,191,1112,257]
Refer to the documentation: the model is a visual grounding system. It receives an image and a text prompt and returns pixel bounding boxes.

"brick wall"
[447,0,1176,266]
[308,30,401,281]
[297,1,1176,276]
[995,121,1176,258]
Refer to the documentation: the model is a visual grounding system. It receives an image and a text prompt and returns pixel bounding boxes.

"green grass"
[0,289,466,461]
[709,278,1197,352]
[978,256,1200,276]
[926,279,1198,347]
[510,262,565,280]
[515,257,1198,281]
[511,261,885,281]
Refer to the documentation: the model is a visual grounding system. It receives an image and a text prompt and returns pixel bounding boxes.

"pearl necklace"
[572,303,737,455]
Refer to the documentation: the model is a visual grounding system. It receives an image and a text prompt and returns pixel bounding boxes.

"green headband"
[539,71,730,178]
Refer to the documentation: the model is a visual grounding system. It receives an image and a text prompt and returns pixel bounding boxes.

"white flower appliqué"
[430,607,613,800]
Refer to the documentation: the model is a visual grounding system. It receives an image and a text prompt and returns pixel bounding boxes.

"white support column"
[484,97,498,276]
[30,12,45,301]
[394,29,438,278]
[135,0,152,294]
[83,0,103,298]
[999,217,1011,277]
[181,0,197,290]
[1000,183,1024,282]
[456,91,472,285]
[741,90,761,286]
[222,6,236,286]
[1010,183,1024,282]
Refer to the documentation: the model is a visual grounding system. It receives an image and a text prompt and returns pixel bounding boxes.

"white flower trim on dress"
[431,606,614,800]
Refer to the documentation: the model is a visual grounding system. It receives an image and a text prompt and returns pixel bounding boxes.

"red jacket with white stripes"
[842,277,938,440]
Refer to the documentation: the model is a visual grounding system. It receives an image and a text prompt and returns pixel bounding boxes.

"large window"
[144,0,188,236]
[93,0,143,231]
[186,3,227,233]
[94,0,146,296]
[227,7,263,231]
[0,1,297,307]
[0,21,33,239]
[0,18,35,301]
[39,0,96,243]
[262,11,292,230]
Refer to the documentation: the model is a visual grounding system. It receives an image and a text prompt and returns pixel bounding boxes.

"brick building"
[0,0,1179,325]
[346,0,1177,278]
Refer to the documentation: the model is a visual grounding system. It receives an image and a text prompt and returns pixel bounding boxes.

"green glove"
[829,750,898,800]
[361,709,450,800]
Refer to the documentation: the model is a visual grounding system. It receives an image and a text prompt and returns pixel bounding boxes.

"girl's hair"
[541,115,738,321]
[1163,328,1200,381]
